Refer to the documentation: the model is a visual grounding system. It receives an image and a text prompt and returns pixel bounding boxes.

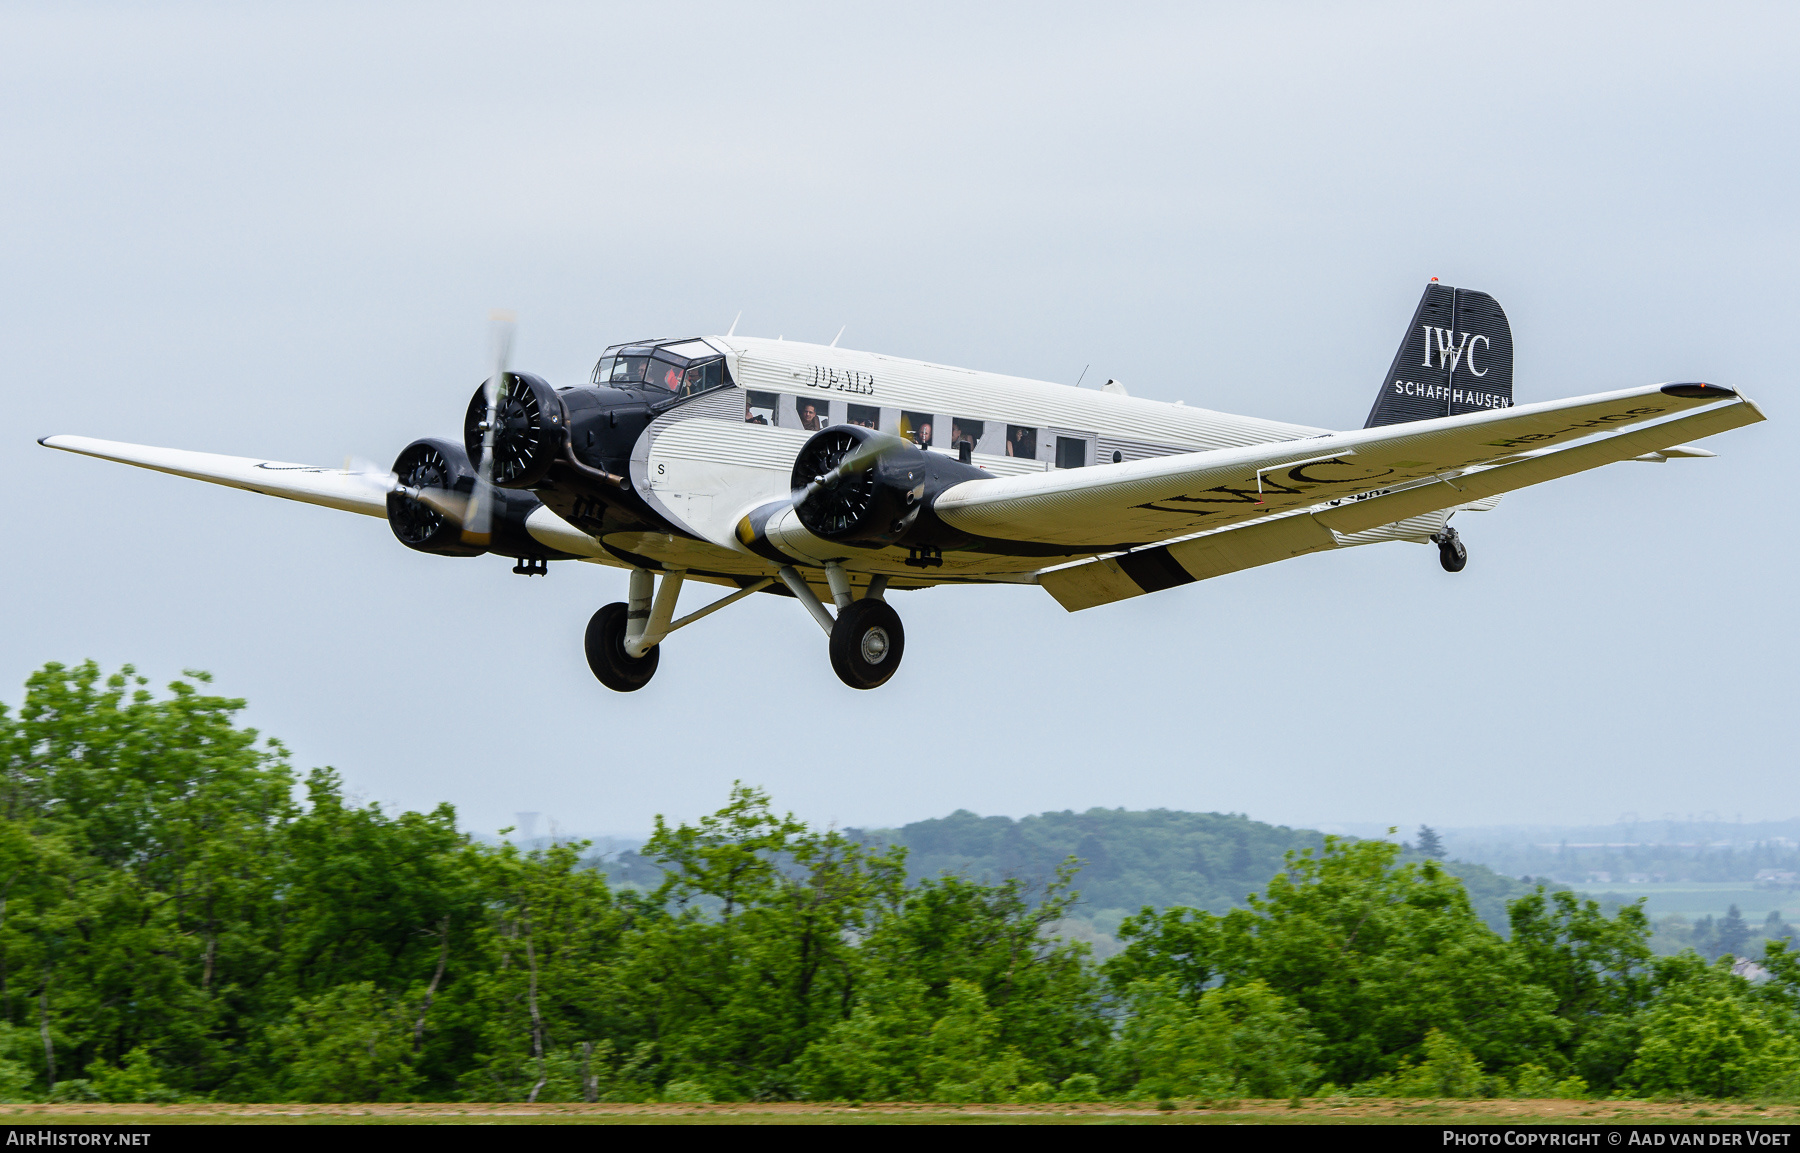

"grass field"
[4,1100,1796,1125]
[1585,882,1798,920]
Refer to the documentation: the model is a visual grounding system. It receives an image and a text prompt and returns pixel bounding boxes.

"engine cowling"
[387,437,564,560]
[790,425,990,549]
[387,438,484,555]
[463,371,568,489]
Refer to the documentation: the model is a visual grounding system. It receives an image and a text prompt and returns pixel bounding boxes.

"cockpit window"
[592,339,730,398]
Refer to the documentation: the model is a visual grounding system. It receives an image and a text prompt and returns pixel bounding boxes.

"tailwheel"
[829,598,905,690]
[1433,526,1468,573]
[585,602,659,692]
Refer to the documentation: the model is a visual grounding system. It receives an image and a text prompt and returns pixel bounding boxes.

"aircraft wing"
[1036,390,1763,610]
[933,383,1761,549]
[38,435,389,517]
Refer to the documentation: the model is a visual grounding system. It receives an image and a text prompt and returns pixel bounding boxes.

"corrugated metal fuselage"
[614,335,1325,587]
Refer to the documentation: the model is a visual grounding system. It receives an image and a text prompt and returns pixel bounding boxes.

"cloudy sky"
[4,2,1794,838]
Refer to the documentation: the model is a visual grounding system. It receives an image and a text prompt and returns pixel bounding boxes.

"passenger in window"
[951,419,984,450]
[915,420,932,447]
[848,404,879,429]
[745,391,777,425]
[797,398,827,431]
[1007,425,1036,459]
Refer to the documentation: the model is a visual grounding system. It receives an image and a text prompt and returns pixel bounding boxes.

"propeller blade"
[464,309,516,545]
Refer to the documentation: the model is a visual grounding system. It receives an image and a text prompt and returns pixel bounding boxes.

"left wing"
[934,383,1758,549]
[1037,390,1763,610]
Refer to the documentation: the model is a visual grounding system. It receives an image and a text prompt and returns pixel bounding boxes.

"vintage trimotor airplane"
[39,282,1764,691]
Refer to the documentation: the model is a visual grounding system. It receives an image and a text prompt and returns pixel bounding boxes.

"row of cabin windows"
[744,391,1096,467]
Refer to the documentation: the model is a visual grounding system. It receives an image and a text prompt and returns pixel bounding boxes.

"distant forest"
[8,660,1800,1107]
[602,807,1555,940]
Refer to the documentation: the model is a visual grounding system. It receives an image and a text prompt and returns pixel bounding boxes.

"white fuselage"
[625,335,1323,580]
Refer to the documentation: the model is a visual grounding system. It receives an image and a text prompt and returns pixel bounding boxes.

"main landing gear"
[776,563,901,691]
[582,563,903,692]
[1432,526,1468,573]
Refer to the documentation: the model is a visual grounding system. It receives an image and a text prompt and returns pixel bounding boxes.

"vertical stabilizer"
[1364,282,1514,428]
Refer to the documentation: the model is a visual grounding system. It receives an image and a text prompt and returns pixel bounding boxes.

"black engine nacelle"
[463,372,569,489]
[386,437,556,559]
[790,425,992,549]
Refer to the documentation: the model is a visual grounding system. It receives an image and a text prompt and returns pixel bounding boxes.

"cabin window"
[1056,436,1087,469]
[745,391,778,425]
[900,411,936,447]
[1005,425,1037,460]
[794,395,830,431]
[950,417,986,451]
[847,403,879,429]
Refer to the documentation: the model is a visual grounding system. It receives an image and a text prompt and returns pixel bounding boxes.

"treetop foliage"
[1,661,1795,1105]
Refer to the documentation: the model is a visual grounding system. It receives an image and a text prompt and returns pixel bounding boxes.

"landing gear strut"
[583,568,773,693]
[778,564,905,690]
[1432,526,1467,573]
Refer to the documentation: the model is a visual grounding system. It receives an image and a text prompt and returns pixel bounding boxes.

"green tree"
[1105,977,1318,1098]
[265,982,420,1102]
[623,784,907,1098]
[1107,835,1561,1087]
[1626,954,1800,1097]
[1507,887,1653,1090]
[859,864,1105,1085]
[448,839,631,1102]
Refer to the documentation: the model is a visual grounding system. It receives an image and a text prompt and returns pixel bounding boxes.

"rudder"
[1364,282,1514,428]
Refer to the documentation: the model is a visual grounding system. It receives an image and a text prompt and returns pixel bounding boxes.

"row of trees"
[2,661,1798,1104]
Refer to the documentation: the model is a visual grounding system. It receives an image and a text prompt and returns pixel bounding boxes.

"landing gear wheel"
[584,602,659,692]
[1433,527,1468,573]
[829,598,905,690]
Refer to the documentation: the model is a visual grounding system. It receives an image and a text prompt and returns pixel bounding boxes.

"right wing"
[935,383,1758,550]
[39,435,389,517]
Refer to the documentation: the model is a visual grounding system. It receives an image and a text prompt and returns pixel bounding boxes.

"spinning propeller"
[462,309,517,546]
[341,310,516,537]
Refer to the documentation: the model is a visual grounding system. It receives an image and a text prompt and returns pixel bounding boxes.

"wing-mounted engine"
[386,437,561,560]
[463,372,569,489]
[789,424,990,549]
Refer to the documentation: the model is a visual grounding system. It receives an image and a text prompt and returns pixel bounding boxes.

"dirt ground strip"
[2,1099,1797,1125]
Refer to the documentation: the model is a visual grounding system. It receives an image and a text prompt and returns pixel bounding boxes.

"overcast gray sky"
[4,2,1794,838]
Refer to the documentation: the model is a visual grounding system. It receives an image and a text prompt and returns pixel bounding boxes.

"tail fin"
[1364,282,1514,428]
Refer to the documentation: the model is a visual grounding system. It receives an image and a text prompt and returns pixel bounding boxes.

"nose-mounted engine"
[462,372,569,489]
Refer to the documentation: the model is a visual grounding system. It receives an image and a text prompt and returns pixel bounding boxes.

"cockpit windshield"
[591,339,731,399]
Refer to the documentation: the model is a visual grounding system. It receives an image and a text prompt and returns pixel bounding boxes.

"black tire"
[829,598,904,690]
[584,602,659,692]
[1438,540,1468,573]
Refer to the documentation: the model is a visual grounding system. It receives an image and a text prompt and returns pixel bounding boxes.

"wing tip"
[1660,382,1737,400]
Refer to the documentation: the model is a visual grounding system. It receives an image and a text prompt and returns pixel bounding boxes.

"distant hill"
[849,807,1535,947]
